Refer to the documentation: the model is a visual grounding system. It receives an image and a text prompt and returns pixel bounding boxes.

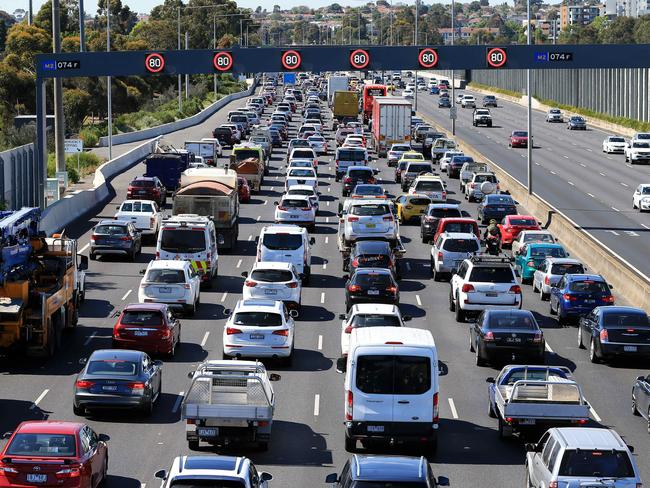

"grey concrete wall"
[0,143,37,209]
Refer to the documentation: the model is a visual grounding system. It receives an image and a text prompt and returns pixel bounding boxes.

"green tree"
[63,88,91,132]
[468,1,482,13]
[5,23,51,64]
[130,19,177,50]
[633,15,650,43]
[601,16,636,44]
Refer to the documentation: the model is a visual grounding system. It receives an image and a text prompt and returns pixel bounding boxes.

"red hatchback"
[112,303,181,358]
[237,177,251,203]
[126,176,166,207]
[498,214,541,247]
[0,421,108,488]
[508,130,529,148]
[433,217,480,244]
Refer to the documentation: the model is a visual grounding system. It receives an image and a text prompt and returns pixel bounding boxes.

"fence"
[0,143,40,210]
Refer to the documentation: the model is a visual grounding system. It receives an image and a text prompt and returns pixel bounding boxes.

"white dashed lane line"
[318,335,323,350]
[83,332,97,346]
[200,332,210,348]
[587,193,596,198]
[314,394,320,416]
[620,182,629,187]
[416,295,422,306]
[320,292,325,304]
[221,292,228,302]
[30,389,49,410]
[79,243,89,253]
[236,259,242,268]
[121,289,132,301]
[447,398,459,419]
[567,181,575,186]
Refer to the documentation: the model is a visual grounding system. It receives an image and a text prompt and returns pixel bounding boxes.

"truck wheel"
[497,417,509,439]
[344,435,357,453]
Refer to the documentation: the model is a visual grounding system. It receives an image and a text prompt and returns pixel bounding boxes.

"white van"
[338,327,446,453]
[257,225,315,283]
[156,214,218,285]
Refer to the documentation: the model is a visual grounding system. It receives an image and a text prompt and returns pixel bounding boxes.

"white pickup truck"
[114,200,162,237]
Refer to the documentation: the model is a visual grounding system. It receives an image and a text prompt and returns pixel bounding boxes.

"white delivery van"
[338,327,447,453]
[257,225,315,283]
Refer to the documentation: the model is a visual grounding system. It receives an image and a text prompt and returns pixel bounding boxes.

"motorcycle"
[484,235,501,256]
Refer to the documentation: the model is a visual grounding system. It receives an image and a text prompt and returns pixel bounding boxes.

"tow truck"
[0,208,87,357]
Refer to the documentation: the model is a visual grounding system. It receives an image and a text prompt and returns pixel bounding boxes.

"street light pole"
[414,0,419,111]
[78,0,85,51]
[213,13,217,98]
[107,4,112,160]
[185,31,189,100]
[526,0,533,195]
[53,0,66,173]
[177,7,182,112]
[451,0,456,136]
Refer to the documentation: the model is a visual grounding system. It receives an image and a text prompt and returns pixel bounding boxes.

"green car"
[515,243,568,284]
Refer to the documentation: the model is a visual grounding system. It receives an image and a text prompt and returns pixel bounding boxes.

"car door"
[640,375,650,417]
[582,310,597,345]
[529,432,551,487]
[391,350,433,425]
[166,308,179,347]
[551,276,565,309]
[87,427,106,486]
[79,426,99,486]
[533,261,546,289]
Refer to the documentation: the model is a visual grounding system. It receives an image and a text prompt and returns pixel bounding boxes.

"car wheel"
[454,294,465,322]
[488,401,497,418]
[540,287,549,301]
[141,398,154,417]
[344,435,357,453]
[549,300,557,315]
[469,333,475,352]
[532,280,538,293]
[475,345,486,366]
[448,288,456,311]
[577,326,584,349]
[89,253,96,261]
[632,394,640,416]
[589,338,601,364]
[73,404,85,416]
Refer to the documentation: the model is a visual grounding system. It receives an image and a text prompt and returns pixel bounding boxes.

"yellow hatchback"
[394,193,432,224]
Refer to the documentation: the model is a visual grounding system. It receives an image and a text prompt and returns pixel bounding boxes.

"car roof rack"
[470,255,512,265]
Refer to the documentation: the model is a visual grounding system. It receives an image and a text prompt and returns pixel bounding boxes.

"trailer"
[371,97,412,158]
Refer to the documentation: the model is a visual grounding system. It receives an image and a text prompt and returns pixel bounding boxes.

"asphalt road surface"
[1,87,649,488]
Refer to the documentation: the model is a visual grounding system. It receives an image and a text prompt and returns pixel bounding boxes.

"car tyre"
[455,295,465,323]
[589,338,601,364]
[73,404,85,416]
[549,300,557,315]
[488,401,497,418]
[475,345,486,366]
[448,288,456,311]
[469,334,475,352]
[540,288,549,301]
[89,253,96,261]
[344,435,357,453]
[141,398,154,417]
[632,394,640,416]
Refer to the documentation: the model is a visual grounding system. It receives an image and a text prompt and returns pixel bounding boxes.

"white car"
[285,167,318,191]
[241,261,303,311]
[439,151,464,173]
[343,135,365,148]
[511,230,557,256]
[138,260,201,315]
[286,184,319,212]
[455,93,464,104]
[275,194,316,230]
[307,135,328,155]
[633,183,650,211]
[602,135,627,153]
[545,108,564,122]
[339,303,410,358]
[200,137,224,158]
[341,199,398,245]
[465,172,499,202]
[431,232,480,281]
[114,199,161,236]
[387,143,412,166]
[403,88,414,99]
[409,175,446,202]
[625,140,650,163]
[460,95,476,108]
[222,299,296,365]
[286,158,317,176]
[532,257,586,301]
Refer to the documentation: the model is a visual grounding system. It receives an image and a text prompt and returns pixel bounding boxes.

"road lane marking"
[607,156,613,160]
[221,292,228,302]
[320,292,325,304]
[550,171,557,175]
[314,394,320,416]
[328,187,331,192]
[535,162,540,166]
[200,332,210,348]
[325,236,329,244]
[642,224,650,229]
[318,335,323,350]
[172,392,184,413]
[620,182,629,187]
[563,155,569,159]
[545,342,554,353]
[30,389,49,410]
[589,405,602,422]
[567,181,575,186]
[83,332,96,346]
[248,235,253,241]
[587,193,596,198]
[448,398,459,419]
[236,259,242,268]
[599,172,606,176]
[416,295,422,306]
[263,200,268,205]
[326,217,330,223]
[121,289,132,301]
[256,215,261,222]
[586,148,592,152]
[323,262,327,270]
[580,163,586,168]
[611,207,620,212]
[79,244,89,253]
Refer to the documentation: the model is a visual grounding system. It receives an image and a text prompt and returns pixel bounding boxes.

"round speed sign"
[486,47,507,68]
[418,48,439,69]
[281,50,302,70]
[144,53,165,73]
[349,49,370,70]
[213,51,233,71]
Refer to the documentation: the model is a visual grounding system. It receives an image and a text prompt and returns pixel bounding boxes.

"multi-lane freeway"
[1,77,649,488]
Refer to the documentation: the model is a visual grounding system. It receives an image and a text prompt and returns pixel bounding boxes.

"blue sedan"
[477,194,518,224]
[550,274,614,325]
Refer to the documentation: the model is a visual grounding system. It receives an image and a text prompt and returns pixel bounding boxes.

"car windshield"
[571,117,584,122]
[251,269,294,282]
[443,239,479,253]
[356,355,431,395]
[603,312,649,327]
[354,186,383,196]
[469,266,514,282]
[641,187,650,194]
[6,434,77,457]
[354,272,393,286]
[351,314,401,328]
[558,450,634,478]
[233,312,283,327]
[289,169,315,177]
[609,137,625,142]
[487,314,538,330]
[513,131,528,137]
[87,360,138,375]
[170,482,246,488]
[633,142,650,148]
[95,224,127,235]
[352,482,428,487]
[160,229,206,253]
[551,263,585,275]
[121,310,163,326]
[568,280,610,293]
[523,233,554,243]
[550,109,560,114]
[262,234,303,250]
[352,204,390,216]
[146,269,186,283]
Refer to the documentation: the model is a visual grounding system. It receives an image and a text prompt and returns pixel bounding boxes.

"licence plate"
[198,428,218,437]
[290,215,299,219]
[250,334,265,340]
[365,223,376,229]
[624,345,638,352]
[519,419,536,425]
[486,292,499,297]
[27,474,47,483]
[497,207,505,211]
[506,337,522,343]
[137,190,146,194]
[103,385,118,391]
[368,290,380,295]
[264,289,278,295]
[367,425,385,433]
[159,287,172,293]
[134,331,148,336]
[584,299,595,304]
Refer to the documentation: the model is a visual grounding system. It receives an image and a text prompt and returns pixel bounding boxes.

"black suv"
[344,239,400,279]
[344,267,399,310]
[212,126,235,147]
[421,204,463,243]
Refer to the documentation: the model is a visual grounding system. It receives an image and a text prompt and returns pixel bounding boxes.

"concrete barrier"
[98,80,258,147]
[419,112,650,310]
[40,137,159,236]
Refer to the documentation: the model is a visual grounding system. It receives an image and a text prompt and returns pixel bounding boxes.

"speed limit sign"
[213,51,233,72]
[486,47,507,68]
[418,48,439,69]
[281,50,302,70]
[144,53,165,73]
[349,49,370,70]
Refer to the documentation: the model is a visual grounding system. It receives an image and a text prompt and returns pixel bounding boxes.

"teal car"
[515,243,568,284]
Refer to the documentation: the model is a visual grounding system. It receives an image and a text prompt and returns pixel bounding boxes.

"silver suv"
[525,427,642,488]
[156,456,273,488]
[431,232,480,281]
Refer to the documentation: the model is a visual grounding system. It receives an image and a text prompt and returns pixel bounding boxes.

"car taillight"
[156,251,160,259]
[383,216,394,222]
[76,380,94,389]
[278,206,287,211]
[55,467,81,479]
[563,293,577,301]
[544,276,550,285]
[301,207,311,211]
[161,329,171,339]
[348,284,361,292]
[509,285,522,294]
[272,329,289,337]
[425,215,435,222]
[461,284,475,293]
[469,183,475,189]
[344,325,354,333]
[0,465,18,474]
[602,295,615,304]
[344,177,352,183]
[335,159,339,167]
[245,280,257,287]
[368,177,376,184]
[120,236,132,241]
[484,331,495,341]
[442,191,447,199]
[600,329,609,342]
[345,390,353,421]
[386,286,398,294]
[348,217,359,222]
[226,327,242,335]
[527,260,535,267]
[549,482,558,488]
[127,382,145,390]
[433,392,439,423]
[286,282,298,288]
[91,234,97,241]
[351,258,359,268]
[183,283,191,289]
[533,332,543,343]
[437,252,443,261]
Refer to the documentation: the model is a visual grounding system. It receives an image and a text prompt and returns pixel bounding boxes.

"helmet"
[489,219,497,225]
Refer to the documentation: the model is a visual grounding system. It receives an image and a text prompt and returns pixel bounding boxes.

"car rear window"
[469,266,514,282]
[121,310,164,326]
[392,145,411,152]
[288,189,314,197]
[415,181,442,192]
[95,224,128,235]
[289,169,315,177]
[550,263,585,275]
[170,482,246,488]
[233,312,283,327]
[146,269,186,283]
[354,271,393,286]
[523,233,554,243]
[356,355,431,395]
[160,229,206,253]
[473,174,497,183]
[352,204,390,216]
[487,196,515,205]
[281,198,309,208]
[121,202,154,212]
[351,314,401,328]
[487,314,537,330]
[603,312,649,327]
[251,269,294,282]
[348,169,372,178]
[508,218,536,226]
[442,222,475,234]
[87,360,138,376]
[262,234,303,250]
[443,238,479,253]
[429,207,462,218]
[354,185,383,196]
[338,149,366,161]
[568,280,609,293]
[558,450,634,478]
[131,180,154,187]
[293,149,315,158]
[529,247,566,258]
[406,164,432,173]
[233,149,259,161]
[513,131,528,137]
[7,434,77,457]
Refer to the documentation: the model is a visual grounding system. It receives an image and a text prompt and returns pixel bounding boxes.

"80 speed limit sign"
[486,47,507,68]
[418,48,439,69]
[281,50,302,70]
[144,53,165,73]
[349,49,370,70]
[213,51,233,71]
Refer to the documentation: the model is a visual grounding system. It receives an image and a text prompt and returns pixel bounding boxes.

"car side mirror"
[79,357,88,365]
[310,237,316,245]
[155,470,167,480]
[373,168,379,175]
[609,284,614,289]
[289,309,299,318]
[273,201,279,205]
[241,271,249,278]
[336,357,347,374]
[269,373,281,382]
[403,315,412,321]
[98,433,110,442]
[2,431,13,439]
[438,360,448,376]
[260,472,273,482]
[139,269,146,275]
[437,476,450,486]
[115,205,120,210]
[637,375,645,381]
[325,473,339,484]
[224,308,232,317]
[524,443,538,452]
[78,255,89,271]
[486,377,495,383]
[339,313,348,321]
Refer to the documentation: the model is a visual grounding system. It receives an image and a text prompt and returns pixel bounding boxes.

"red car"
[126,176,166,207]
[237,177,251,203]
[112,303,181,358]
[498,214,541,247]
[0,421,108,488]
[433,217,480,244]
[509,130,529,148]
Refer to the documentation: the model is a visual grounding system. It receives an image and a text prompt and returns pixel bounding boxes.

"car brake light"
[272,329,289,336]
[348,284,361,292]
[55,467,81,479]
[600,329,609,342]
[549,482,558,488]
[437,251,443,260]
[161,329,171,339]
[533,332,543,343]
[344,325,354,334]
[563,293,577,301]
[510,285,522,294]
[90,234,97,241]
[120,236,132,241]
[351,258,359,268]
[0,466,18,474]
[75,380,94,389]
[348,216,359,222]
[278,206,287,211]
[544,276,550,285]
[183,283,191,289]
[335,159,339,167]
[527,261,535,267]
[245,280,257,287]
[226,327,242,335]
[386,286,398,294]
[461,284,475,293]
[425,215,435,222]
[344,177,352,183]
[383,215,394,222]
[127,382,145,390]
[602,295,615,304]
[346,390,353,420]
[469,183,475,189]
[484,331,495,341]
[433,392,439,423]
[286,282,298,288]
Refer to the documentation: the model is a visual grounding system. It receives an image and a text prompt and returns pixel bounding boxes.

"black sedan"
[578,306,650,364]
[73,349,162,416]
[469,309,545,366]
[477,194,518,224]
[344,239,400,279]
[631,373,650,432]
[343,268,399,310]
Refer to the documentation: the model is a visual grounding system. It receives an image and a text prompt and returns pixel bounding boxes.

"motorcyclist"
[483,219,502,255]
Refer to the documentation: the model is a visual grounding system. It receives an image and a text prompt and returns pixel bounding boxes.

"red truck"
[362,84,387,124]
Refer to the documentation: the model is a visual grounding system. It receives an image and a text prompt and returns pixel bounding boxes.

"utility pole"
[526,0,533,195]
[107,3,113,160]
[52,0,66,173]
[414,0,419,110]
[358,9,361,45]
[185,31,189,100]
[28,0,33,24]
[177,7,182,112]
[451,0,456,136]
[213,14,217,97]
[79,0,85,51]
[240,19,243,45]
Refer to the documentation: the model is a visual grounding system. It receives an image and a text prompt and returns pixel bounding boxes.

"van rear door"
[352,353,394,427]
[391,349,435,425]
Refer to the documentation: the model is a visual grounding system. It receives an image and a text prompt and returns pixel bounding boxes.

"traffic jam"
[0,70,649,488]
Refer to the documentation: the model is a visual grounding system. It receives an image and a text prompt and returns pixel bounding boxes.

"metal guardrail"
[0,143,39,209]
